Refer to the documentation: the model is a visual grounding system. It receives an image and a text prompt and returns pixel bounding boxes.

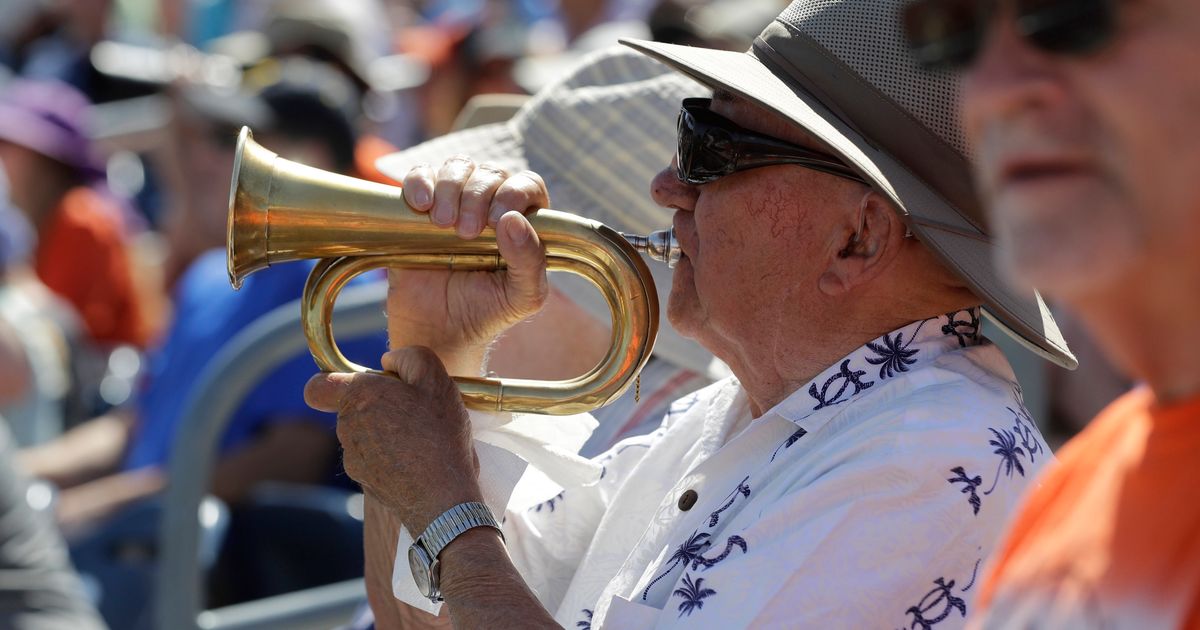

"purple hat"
[0,79,105,180]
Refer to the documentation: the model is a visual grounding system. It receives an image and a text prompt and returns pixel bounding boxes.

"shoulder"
[820,342,1030,449]
[784,346,1049,517]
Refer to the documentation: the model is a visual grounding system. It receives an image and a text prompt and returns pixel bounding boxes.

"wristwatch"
[408,501,503,603]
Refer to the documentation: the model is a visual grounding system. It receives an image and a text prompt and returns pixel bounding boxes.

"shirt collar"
[763,308,984,426]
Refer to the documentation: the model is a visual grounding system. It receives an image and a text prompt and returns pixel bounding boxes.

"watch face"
[409,545,432,596]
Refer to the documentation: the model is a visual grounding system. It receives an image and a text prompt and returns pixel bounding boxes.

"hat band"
[751,19,985,232]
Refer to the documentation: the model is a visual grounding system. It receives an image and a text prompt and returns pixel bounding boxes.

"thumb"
[495,211,548,315]
[304,372,355,412]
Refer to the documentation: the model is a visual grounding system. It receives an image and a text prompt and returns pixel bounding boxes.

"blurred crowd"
[0,0,796,626]
[0,0,1135,628]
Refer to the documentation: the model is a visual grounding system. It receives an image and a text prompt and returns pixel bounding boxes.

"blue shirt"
[124,249,387,471]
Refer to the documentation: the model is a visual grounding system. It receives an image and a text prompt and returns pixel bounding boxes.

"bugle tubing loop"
[227,127,659,415]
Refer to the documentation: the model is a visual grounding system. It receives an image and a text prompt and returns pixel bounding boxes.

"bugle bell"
[226,127,679,415]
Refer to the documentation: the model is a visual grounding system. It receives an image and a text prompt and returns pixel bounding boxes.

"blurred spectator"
[160,56,361,282]
[17,61,388,543]
[0,163,80,447]
[1,0,153,103]
[206,0,426,180]
[402,18,528,138]
[666,0,790,50]
[0,420,106,629]
[0,79,150,349]
[0,150,102,629]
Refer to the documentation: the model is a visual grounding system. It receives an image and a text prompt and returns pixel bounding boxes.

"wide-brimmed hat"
[622,0,1076,369]
[377,46,725,379]
[0,79,105,180]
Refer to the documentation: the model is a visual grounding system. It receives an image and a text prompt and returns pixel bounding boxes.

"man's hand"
[305,346,482,534]
[389,158,551,373]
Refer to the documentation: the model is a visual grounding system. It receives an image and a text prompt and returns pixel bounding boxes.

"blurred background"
[0,0,1131,628]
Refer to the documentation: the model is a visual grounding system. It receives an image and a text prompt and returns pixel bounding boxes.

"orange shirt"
[34,187,147,347]
[971,387,1200,629]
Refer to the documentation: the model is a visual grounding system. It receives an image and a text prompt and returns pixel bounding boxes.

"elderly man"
[902,0,1200,627]
[307,1,1074,628]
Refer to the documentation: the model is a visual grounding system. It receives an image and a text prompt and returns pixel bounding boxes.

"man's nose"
[650,159,698,213]
[962,18,1070,143]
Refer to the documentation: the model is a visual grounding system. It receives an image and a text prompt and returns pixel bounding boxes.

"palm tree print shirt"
[389,310,1052,629]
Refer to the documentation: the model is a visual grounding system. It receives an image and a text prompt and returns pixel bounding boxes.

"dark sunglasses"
[902,0,1118,70]
[675,98,867,186]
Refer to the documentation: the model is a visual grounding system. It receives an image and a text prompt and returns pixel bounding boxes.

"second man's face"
[962,0,1200,302]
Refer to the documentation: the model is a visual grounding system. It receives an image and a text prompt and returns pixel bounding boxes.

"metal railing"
[157,281,386,630]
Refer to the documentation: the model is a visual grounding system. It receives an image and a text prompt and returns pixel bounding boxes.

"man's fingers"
[431,156,475,227]
[304,372,356,413]
[490,170,550,226]
[459,165,507,239]
[401,164,436,212]
[381,346,451,385]
[495,211,549,314]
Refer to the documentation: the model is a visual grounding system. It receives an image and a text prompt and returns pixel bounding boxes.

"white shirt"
[394,309,1052,629]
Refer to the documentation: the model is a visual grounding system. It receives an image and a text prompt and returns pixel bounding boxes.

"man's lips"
[993,155,1097,189]
[671,215,697,260]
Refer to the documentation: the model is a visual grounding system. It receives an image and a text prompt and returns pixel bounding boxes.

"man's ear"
[818,192,906,296]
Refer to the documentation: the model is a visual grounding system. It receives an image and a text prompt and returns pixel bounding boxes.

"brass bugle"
[227,127,679,415]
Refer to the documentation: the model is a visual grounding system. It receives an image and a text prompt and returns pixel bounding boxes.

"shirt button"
[677,489,699,511]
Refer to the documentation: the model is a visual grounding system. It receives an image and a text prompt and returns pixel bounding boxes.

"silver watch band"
[418,501,503,560]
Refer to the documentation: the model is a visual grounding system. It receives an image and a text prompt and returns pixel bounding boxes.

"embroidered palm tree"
[866,332,920,379]
[904,578,966,630]
[1007,405,1044,463]
[642,531,712,600]
[532,490,565,513]
[947,467,983,515]
[673,573,717,618]
[770,428,807,462]
[668,391,702,418]
[961,558,982,592]
[941,309,980,347]
[809,360,875,410]
[691,535,748,570]
[576,609,593,629]
[984,428,1026,495]
[708,478,752,527]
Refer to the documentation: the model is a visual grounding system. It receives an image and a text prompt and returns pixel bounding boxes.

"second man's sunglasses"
[675,98,867,186]
[902,0,1118,70]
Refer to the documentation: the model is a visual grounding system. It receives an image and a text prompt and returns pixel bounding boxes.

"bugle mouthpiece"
[623,229,681,269]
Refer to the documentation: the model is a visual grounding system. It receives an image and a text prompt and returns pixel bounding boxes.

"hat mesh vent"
[779,0,969,158]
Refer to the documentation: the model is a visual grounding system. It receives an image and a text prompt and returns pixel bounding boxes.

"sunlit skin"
[962,0,1200,401]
